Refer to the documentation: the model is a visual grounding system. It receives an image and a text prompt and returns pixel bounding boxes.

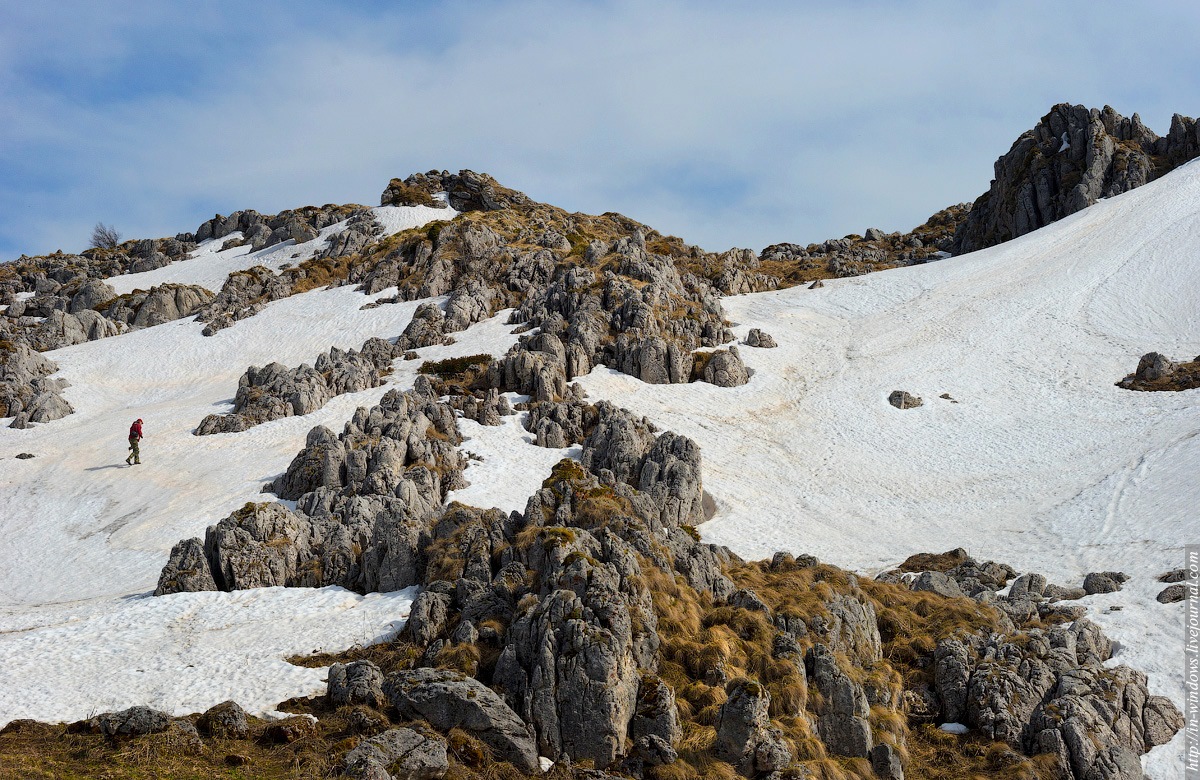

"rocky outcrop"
[158,385,466,595]
[954,104,1200,254]
[808,643,872,758]
[699,346,749,387]
[195,339,393,434]
[329,660,386,709]
[383,668,539,772]
[1,344,73,428]
[0,274,212,429]
[193,203,359,250]
[101,283,214,328]
[97,707,172,738]
[759,203,968,280]
[318,209,384,259]
[1083,571,1128,595]
[1117,351,1200,391]
[391,170,530,213]
[714,679,792,776]
[932,620,1182,779]
[197,701,249,740]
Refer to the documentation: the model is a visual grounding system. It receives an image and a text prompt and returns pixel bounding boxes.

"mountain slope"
[0,159,1195,777]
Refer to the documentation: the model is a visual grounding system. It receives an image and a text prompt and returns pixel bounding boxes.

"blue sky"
[2,0,1199,260]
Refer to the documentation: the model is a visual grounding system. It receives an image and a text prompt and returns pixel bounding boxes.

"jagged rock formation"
[759,203,969,281]
[1,344,73,428]
[157,381,466,595]
[145,387,1183,777]
[954,104,1200,254]
[195,339,394,434]
[193,203,363,251]
[932,624,1182,779]
[98,283,214,328]
[1117,351,1200,391]
[193,171,772,393]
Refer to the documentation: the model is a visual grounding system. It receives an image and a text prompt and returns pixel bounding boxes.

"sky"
[2,0,1199,260]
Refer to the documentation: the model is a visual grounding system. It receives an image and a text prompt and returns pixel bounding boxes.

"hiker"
[126,418,143,465]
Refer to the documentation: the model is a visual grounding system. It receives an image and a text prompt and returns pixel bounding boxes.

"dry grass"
[0,714,341,779]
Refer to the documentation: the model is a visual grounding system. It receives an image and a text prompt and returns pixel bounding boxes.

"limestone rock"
[1083,571,1128,595]
[329,660,386,708]
[808,644,872,758]
[344,727,449,780]
[154,537,218,595]
[1157,584,1186,603]
[97,706,172,738]
[701,346,750,387]
[954,104,1200,254]
[714,679,792,776]
[383,668,538,772]
[744,328,777,348]
[888,390,923,409]
[197,701,249,739]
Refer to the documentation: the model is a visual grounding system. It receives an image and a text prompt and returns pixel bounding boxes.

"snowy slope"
[0,203,550,726]
[578,161,1200,777]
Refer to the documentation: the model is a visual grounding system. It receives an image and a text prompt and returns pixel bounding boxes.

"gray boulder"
[68,279,116,313]
[131,284,214,327]
[744,328,777,348]
[912,570,966,599]
[197,700,249,739]
[383,668,538,772]
[1157,584,1186,604]
[154,537,218,595]
[344,727,449,780]
[871,742,905,780]
[1083,571,1128,595]
[808,644,872,758]
[701,346,750,387]
[329,660,386,708]
[888,390,923,409]
[714,679,792,776]
[97,706,172,738]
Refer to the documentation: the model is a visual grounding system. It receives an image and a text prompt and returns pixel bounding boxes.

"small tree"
[91,222,121,249]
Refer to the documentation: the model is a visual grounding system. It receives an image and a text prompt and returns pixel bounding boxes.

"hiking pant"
[128,437,141,464]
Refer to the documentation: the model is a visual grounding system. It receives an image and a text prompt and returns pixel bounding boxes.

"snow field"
[577,162,1200,777]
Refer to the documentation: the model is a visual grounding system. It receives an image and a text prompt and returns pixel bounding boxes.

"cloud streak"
[2,0,1199,259]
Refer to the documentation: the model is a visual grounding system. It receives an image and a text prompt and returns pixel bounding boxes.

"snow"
[448,403,582,515]
[0,243,522,724]
[577,161,1200,777]
[939,723,969,735]
[0,587,416,724]
[1059,131,1071,152]
[106,203,453,296]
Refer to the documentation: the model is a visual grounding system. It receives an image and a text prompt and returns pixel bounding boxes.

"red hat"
[136,418,143,423]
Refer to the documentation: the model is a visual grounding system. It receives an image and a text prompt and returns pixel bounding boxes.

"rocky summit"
[1,102,1196,780]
